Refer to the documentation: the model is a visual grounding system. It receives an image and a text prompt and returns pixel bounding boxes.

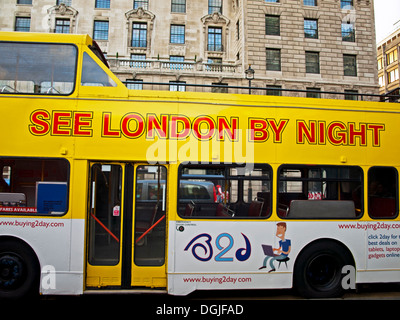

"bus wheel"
[294,240,354,299]
[0,239,40,300]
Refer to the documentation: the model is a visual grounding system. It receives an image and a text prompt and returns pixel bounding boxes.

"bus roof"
[0,31,92,46]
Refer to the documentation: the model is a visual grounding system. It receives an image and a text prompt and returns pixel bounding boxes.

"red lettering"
[121,113,145,139]
[218,117,238,141]
[249,119,269,142]
[327,122,346,145]
[193,116,216,140]
[170,115,190,139]
[102,112,120,137]
[349,123,366,146]
[29,110,50,136]
[147,114,168,139]
[297,121,316,144]
[367,124,385,147]
[52,111,72,136]
[268,119,288,143]
[74,112,93,136]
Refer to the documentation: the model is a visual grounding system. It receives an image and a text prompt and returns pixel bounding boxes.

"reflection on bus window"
[81,52,116,87]
[0,158,69,214]
[0,42,76,95]
[178,164,272,219]
[368,167,398,219]
[278,165,363,219]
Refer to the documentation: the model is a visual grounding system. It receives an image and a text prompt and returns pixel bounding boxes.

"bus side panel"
[166,220,400,295]
[0,217,85,295]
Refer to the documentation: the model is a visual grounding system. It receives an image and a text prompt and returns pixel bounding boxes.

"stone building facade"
[1,0,379,99]
[377,22,400,97]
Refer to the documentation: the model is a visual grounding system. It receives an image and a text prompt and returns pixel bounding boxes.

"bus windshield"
[0,42,77,95]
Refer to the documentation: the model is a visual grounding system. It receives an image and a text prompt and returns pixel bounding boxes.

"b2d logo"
[184,233,251,262]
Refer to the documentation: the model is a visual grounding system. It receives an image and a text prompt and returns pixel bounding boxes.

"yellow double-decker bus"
[1,31,400,299]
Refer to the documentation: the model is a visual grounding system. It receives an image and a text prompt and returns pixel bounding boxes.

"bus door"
[86,163,167,290]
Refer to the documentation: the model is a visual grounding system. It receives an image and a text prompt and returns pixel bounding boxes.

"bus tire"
[0,238,40,300]
[293,240,354,299]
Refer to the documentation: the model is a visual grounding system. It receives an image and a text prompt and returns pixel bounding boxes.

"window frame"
[304,18,318,39]
[171,0,186,13]
[131,22,148,48]
[343,54,357,76]
[0,157,70,216]
[0,41,78,96]
[265,15,280,36]
[368,166,399,219]
[170,24,185,44]
[266,48,281,71]
[277,164,363,219]
[177,163,273,219]
[93,20,109,41]
[207,27,223,52]
[306,51,320,74]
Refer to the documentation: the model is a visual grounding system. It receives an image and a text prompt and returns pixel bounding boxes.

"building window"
[209,0,222,14]
[134,0,148,9]
[132,23,147,47]
[169,81,186,92]
[93,21,109,40]
[266,85,282,96]
[342,22,355,42]
[207,57,222,71]
[344,90,358,100]
[265,15,280,36]
[378,58,383,70]
[57,0,72,5]
[304,19,318,39]
[169,56,185,70]
[304,0,317,6]
[378,75,385,87]
[266,48,281,71]
[126,79,143,90]
[171,0,186,13]
[55,18,70,33]
[130,54,147,68]
[306,51,320,74]
[388,68,399,84]
[306,88,321,98]
[208,27,222,51]
[343,54,357,76]
[17,0,32,4]
[212,83,228,93]
[387,50,398,65]
[15,17,30,32]
[265,0,279,3]
[341,0,353,9]
[170,25,185,44]
[95,0,110,8]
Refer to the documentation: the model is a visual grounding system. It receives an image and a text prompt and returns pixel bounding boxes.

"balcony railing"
[108,58,239,74]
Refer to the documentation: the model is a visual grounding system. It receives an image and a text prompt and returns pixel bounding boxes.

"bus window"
[178,164,271,219]
[368,167,398,219]
[0,158,69,215]
[134,165,167,266]
[0,42,76,95]
[278,165,363,219]
[81,52,116,87]
[88,164,122,266]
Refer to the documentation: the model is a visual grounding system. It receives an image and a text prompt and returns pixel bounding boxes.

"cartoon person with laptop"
[259,222,291,273]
